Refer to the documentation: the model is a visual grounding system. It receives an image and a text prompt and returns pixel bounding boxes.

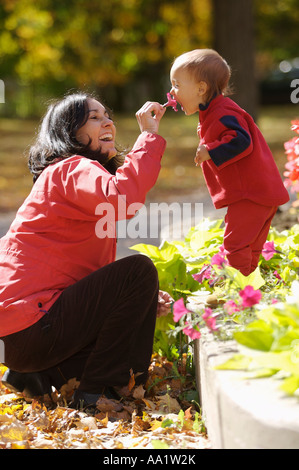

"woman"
[0,92,171,407]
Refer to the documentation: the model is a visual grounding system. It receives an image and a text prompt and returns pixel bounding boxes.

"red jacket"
[0,132,166,336]
[198,95,289,209]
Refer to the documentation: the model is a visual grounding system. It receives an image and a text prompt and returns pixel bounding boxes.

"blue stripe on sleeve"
[209,115,251,167]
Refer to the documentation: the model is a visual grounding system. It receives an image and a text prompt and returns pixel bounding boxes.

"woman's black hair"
[28,91,125,182]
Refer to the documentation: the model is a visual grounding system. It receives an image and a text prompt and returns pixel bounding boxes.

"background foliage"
[0,0,298,116]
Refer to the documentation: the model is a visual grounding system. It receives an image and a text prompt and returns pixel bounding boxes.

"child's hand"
[136,101,166,135]
[194,145,211,166]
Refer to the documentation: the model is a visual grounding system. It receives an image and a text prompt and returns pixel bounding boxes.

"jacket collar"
[198,94,225,124]
[199,93,223,111]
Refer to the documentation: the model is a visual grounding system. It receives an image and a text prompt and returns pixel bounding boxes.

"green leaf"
[271,328,299,351]
[224,265,265,289]
[268,227,288,244]
[234,320,273,351]
[161,418,174,428]
[156,311,174,332]
[216,354,252,371]
[244,368,278,379]
[159,240,181,259]
[130,243,161,259]
[253,350,299,376]
[151,439,169,449]
[279,375,299,395]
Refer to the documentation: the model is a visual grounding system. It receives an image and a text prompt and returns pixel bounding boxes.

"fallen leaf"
[59,378,80,401]
[0,420,28,443]
[142,398,156,410]
[96,397,123,413]
[131,415,151,436]
[0,354,211,449]
[128,369,135,391]
[132,385,145,399]
[75,416,98,430]
[157,395,181,414]
[184,406,193,420]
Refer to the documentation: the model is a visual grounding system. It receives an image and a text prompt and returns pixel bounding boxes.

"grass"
[0,104,297,213]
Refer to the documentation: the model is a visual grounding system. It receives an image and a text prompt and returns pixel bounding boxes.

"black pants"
[2,255,159,393]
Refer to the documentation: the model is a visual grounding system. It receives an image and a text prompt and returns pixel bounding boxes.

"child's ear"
[198,81,208,96]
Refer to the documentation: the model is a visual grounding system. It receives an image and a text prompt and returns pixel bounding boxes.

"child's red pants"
[223,199,277,276]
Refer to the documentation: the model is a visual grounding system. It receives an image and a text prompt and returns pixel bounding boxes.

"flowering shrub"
[217,280,299,396]
[132,218,299,363]
[284,119,299,207]
[131,124,299,394]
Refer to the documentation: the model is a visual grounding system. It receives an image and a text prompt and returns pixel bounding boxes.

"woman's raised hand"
[135,101,166,135]
[156,290,174,318]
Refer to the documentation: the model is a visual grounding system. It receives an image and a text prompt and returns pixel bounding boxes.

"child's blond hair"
[172,49,231,103]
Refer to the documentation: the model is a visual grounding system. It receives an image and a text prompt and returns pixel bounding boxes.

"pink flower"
[239,285,262,308]
[202,307,217,331]
[173,298,190,322]
[284,159,299,181]
[273,270,282,280]
[262,241,279,260]
[211,252,227,267]
[163,93,178,112]
[291,120,299,134]
[183,323,201,340]
[192,264,212,284]
[224,300,240,315]
[291,180,299,193]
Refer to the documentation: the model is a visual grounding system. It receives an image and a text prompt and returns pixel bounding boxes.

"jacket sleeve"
[204,115,253,170]
[51,132,166,221]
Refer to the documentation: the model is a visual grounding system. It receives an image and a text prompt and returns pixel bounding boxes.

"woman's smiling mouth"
[99,133,114,142]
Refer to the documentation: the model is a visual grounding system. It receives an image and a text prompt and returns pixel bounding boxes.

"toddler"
[169,49,289,276]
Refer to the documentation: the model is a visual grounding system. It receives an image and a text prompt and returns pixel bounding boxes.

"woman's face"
[76,98,117,159]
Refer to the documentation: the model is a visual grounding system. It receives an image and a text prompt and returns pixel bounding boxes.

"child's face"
[170,65,207,115]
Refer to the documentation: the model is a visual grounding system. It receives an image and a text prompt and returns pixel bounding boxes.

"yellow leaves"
[0,420,28,446]
[0,355,210,449]
[0,364,7,379]
[0,399,29,447]
[0,403,22,416]
[59,377,80,403]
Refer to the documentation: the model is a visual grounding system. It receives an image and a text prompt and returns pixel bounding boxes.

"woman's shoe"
[1,369,26,394]
[70,386,122,412]
[1,369,52,397]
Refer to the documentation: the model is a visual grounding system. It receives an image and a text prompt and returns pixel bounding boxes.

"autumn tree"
[0,0,211,114]
[212,0,257,118]
[0,0,298,116]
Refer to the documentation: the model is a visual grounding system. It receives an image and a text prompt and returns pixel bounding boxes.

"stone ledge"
[194,333,299,449]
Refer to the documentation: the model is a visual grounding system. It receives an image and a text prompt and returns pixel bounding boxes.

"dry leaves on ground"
[0,355,210,449]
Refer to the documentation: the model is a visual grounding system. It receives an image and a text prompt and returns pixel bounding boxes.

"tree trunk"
[212,0,258,119]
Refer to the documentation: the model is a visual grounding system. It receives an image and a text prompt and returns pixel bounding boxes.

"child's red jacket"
[198,94,289,209]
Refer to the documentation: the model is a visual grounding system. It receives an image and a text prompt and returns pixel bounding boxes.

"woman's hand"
[157,290,174,318]
[136,101,166,135]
